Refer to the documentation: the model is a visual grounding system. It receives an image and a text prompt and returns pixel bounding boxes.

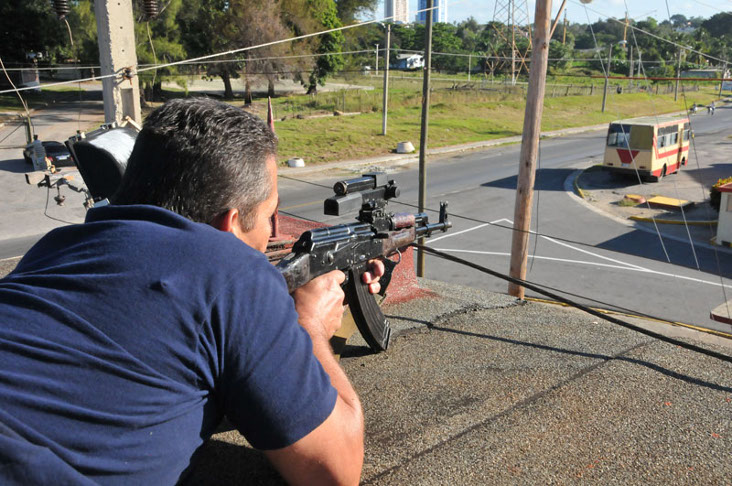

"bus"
[602,115,691,181]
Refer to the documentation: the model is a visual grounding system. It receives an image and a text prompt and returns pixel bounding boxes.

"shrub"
[710,176,732,211]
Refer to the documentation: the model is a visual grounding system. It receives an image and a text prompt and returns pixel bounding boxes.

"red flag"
[267,97,275,134]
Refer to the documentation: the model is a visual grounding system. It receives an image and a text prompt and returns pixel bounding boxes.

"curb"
[565,170,732,255]
[628,216,717,225]
[573,171,587,199]
[278,123,609,177]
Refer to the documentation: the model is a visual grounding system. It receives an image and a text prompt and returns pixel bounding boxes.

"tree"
[430,23,463,72]
[299,0,344,94]
[133,0,187,104]
[334,0,377,25]
[177,0,240,98]
[0,0,67,65]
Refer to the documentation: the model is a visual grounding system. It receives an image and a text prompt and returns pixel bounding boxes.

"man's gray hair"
[113,98,278,230]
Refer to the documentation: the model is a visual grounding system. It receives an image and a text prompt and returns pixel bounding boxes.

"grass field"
[2,74,721,165]
[265,79,719,164]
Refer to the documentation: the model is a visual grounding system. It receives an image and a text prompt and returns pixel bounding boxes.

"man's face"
[234,156,279,253]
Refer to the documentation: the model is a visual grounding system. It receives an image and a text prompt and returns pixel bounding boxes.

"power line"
[415,244,732,362]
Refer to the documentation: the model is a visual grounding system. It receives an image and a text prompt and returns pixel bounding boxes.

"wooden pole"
[508,0,553,299]
[417,0,434,278]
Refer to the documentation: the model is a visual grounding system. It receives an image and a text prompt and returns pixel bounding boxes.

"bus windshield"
[607,124,652,150]
[607,124,631,148]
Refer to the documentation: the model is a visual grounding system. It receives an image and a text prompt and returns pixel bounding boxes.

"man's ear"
[210,208,241,235]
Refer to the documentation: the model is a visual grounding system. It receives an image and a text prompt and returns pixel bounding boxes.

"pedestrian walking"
[31,134,49,171]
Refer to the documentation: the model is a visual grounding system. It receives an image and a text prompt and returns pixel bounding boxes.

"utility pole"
[381,24,391,136]
[720,62,728,98]
[674,48,682,102]
[417,0,434,278]
[468,53,472,82]
[511,6,517,85]
[628,45,633,89]
[94,0,141,125]
[601,45,612,112]
[375,44,379,76]
[507,0,553,299]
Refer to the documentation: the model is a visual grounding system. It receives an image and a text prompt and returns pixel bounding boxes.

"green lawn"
[269,83,719,164]
[2,74,721,166]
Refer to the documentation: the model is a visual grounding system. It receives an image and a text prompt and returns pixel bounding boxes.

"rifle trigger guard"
[389,248,402,265]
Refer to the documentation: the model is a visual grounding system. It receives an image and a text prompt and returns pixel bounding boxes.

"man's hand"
[292,270,346,342]
[362,259,385,295]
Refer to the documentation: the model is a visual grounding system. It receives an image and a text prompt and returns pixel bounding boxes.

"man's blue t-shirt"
[0,205,337,484]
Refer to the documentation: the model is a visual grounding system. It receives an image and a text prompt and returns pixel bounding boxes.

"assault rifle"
[276,172,451,353]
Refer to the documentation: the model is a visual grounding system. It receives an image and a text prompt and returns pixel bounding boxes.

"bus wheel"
[681,157,687,167]
[655,165,666,182]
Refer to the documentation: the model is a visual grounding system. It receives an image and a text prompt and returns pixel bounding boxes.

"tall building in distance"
[384,0,409,24]
[415,0,448,24]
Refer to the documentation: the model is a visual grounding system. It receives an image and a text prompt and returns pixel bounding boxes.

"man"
[0,98,381,485]
[31,134,48,171]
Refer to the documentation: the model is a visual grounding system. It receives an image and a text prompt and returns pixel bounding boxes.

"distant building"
[393,53,424,70]
[415,0,448,24]
[680,69,722,79]
[384,0,409,24]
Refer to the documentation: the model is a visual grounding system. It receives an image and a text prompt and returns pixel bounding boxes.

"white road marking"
[428,222,493,244]
[500,218,648,271]
[432,247,732,290]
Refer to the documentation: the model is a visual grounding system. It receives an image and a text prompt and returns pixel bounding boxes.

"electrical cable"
[529,139,541,274]
[146,21,158,102]
[569,0,729,65]
[0,122,24,147]
[413,243,732,363]
[633,0,730,314]
[1,0,722,95]
[276,175,732,280]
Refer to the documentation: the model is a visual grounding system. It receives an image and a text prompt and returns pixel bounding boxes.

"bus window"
[658,134,667,148]
[608,131,630,147]
[670,132,678,145]
[629,125,653,149]
[683,129,690,141]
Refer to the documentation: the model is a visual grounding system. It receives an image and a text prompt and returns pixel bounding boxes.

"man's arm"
[264,270,365,486]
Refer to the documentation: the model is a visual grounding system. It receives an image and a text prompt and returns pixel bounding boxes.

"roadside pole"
[417,0,434,278]
[94,0,141,125]
[508,0,553,299]
[674,48,681,102]
[375,44,379,76]
[382,24,391,136]
[719,62,727,98]
[628,45,633,89]
[601,44,612,113]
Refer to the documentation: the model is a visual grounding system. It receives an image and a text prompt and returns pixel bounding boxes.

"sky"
[376,0,728,25]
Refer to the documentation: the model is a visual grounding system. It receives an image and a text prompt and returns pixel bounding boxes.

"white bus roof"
[609,114,689,127]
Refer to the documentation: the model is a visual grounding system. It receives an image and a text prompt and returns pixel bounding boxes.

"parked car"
[22,141,74,167]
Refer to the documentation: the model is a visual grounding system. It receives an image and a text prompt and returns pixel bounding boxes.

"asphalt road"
[2,95,731,335]
[277,107,732,335]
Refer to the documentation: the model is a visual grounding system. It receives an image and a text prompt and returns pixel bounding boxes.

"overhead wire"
[625,0,729,310]
[1,0,724,95]
[587,0,730,327]
[275,174,732,334]
[569,0,729,65]
[414,244,731,363]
